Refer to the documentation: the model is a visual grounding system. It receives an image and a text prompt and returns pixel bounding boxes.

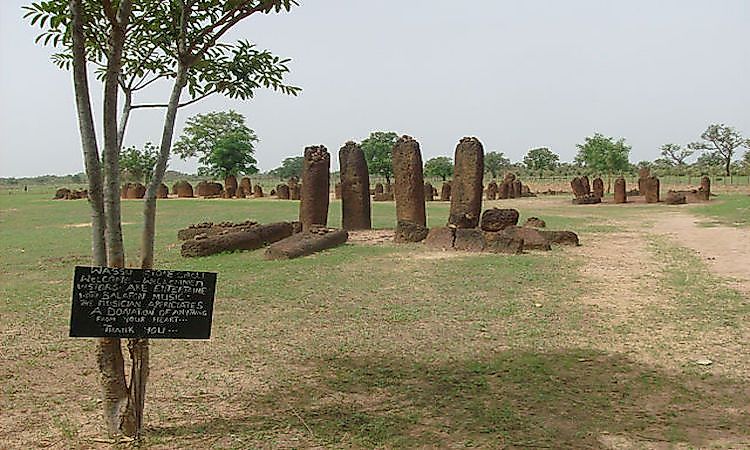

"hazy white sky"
[1,0,748,177]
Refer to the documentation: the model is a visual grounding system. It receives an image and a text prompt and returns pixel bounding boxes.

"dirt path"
[653,212,750,292]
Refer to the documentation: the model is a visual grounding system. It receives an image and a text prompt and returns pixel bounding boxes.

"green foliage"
[483,151,511,179]
[694,152,725,175]
[269,156,304,180]
[174,110,258,177]
[423,156,454,181]
[575,133,631,175]
[361,131,398,183]
[24,1,301,112]
[660,143,693,166]
[523,147,559,173]
[688,124,749,176]
[119,142,159,183]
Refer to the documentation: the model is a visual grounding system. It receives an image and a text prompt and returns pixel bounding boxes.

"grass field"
[1,193,749,449]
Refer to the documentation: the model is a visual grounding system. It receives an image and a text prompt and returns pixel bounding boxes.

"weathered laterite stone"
[277,184,290,200]
[643,176,660,203]
[156,183,169,199]
[614,177,626,203]
[335,182,342,200]
[239,177,252,198]
[449,137,484,228]
[374,183,384,195]
[511,180,522,199]
[424,227,455,250]
[698,176,710,201]
[339,141,372,230]
[486,181,498,200]
[665,191,687,205]
[498,181,510,199]
[523,217,546,228]
[592,177,604,198]
[299,145,331,231]
[253,184,264,198]
[480,208,519,232]
[224,175,238,198]
[424,182,434,202]
[392,135,426,240]
[440,182,451,201]
[288,177,301,200]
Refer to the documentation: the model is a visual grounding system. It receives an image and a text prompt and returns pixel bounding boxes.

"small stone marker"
[70,266,217,339]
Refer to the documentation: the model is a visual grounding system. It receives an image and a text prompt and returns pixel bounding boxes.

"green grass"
[691,194,750,227]
[1,193,749,448]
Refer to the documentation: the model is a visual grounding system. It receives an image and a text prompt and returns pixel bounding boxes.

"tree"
[26,0,300,437]
[424,156,454,181]
[523,147,559,174]
[688,124,749,176]
[174,111,259,177]
[202,135,259,178]
[361,131,398,184]
[694,151,725,175]
[660,143,693,166]
[120,142,159,183]
[575,133,631,175]
[269,156,304,180]
[484,151,511,179]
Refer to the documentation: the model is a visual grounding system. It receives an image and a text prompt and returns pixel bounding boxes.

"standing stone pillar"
[339,141,372,230]
[440,182,451,201]
[511,180,522,199]
[449,137,484,228]
[288,177,301,200]
[580,176,591,195]
[424,182,434,201]
[486,181,498,200]
[224,175,238,198]
[698,176,711,200]
[392,135,427,241]
[253,184,263,198]
[614,176,627,203]
[299,145,330,231]
[643,176,660,203]
[592,177,604,198]
[374,183,384,195]
[277,184,290,200]
[239,177,252,197]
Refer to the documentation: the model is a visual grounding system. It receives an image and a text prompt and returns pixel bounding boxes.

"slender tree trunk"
[69,0,106,266]
[69,0,131,437]
[141,66,187,269]
[102,13,128,269]
[117,90,132,150]
[726,156,731,177]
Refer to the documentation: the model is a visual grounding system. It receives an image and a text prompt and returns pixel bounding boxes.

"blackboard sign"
[70,266,217,339]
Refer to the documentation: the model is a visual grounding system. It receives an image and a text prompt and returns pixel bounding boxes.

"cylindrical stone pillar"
[339,141,372,230]
[392,136,427,242]
[614,176,627,203]
[299,145,330,231]
[449,137,484,228]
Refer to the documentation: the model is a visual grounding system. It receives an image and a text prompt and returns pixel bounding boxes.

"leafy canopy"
[174,110,258,177]
[120,142,159,183]
[269,156,303,180]
[575,133,631,175]
[688,124,749,176]
[523,147,559,172]
[424,156,454,181]
[361,131,398,182]
[484,151,511,178]
[659,143,693,166]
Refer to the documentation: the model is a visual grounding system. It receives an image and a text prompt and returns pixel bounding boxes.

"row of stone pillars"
[296,136,487,241]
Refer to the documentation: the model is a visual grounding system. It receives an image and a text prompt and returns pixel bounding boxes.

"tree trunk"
[141,66,187,269]
[70,0,132,437]
[725,157,731,177]
[102,6,128,269]
[117,91,132,150]
[69,0,106,267]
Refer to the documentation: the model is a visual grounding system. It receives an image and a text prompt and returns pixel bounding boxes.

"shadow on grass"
[147,349,750,448]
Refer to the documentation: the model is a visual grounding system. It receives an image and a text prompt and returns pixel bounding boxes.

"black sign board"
[70,266,217,339]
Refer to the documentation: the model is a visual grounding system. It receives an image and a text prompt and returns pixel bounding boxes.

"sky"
[1,0,748,177]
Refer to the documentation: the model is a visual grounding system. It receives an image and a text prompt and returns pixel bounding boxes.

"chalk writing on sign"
[70,266,217,339]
